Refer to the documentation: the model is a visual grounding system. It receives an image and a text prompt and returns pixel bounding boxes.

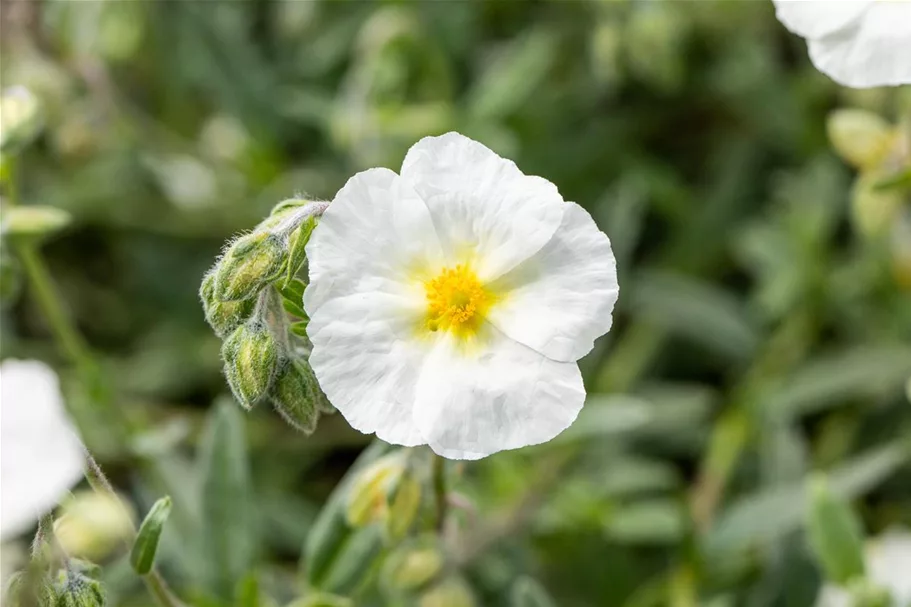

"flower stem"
[431,452,448,533]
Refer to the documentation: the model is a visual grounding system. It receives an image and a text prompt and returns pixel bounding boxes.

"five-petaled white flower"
[305,132,618,460]
[1,359,85,540]
[772,0,911,89]
[815,528,911,607]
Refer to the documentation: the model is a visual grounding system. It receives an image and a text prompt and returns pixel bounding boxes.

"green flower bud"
[214,232,287,302]
[827,109,895,170]
[5,570,56,607]
[346,452,407,528]
[1,206,71,241]
[381,541,444,595]
[0,86,44,155]
[200,270,255,338]
[51,570,105,607]
[385,470,421,541]
[222,320,280,409]
[418,577,476,607]
[851,171,904,237]
[270,360,321,434]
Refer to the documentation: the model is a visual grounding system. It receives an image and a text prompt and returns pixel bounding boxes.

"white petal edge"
[307,292,428,447]
[772,0,870,40]
[865,528,911,606]
[304,167,444,314]
[412,328,585,460]
[486,202,618,363]
[806,4,911,88]
[400,132,565,282]
[1,360,85,540]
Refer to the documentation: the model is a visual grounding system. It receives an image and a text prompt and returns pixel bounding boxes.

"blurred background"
[1,1,910,606]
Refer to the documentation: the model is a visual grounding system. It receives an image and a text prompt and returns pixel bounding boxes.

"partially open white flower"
[305,132,618,460]
[772,1,911,88]
[815,528,911,607]
[0,360,85,540]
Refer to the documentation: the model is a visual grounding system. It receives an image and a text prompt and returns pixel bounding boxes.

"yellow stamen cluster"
[424,264,491,336]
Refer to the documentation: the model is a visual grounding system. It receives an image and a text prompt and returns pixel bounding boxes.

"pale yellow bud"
[827,109,896,170]
[54,490,135,560]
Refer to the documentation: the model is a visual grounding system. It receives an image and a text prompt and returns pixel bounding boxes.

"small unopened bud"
[222,320,280,409]
[270,360,321,434]
[0,86,43,154]
[5,571,56,607]
[200,271,255,338]
[55,490,136,561]
[51,570,105,607]
[1,206,71,241]
[827,109,895,170]
[214,232,287,302]
[385,471,421,541]
[346,452,407,528]
[381,541,443,595]
[851,172,904,237]
[418,577,476,607]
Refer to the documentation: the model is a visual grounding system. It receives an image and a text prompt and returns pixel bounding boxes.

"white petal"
[772,0,870,40]
[308,292,428,446]
[413,328,585,459]
[486,202,618,362]
[806,4,911,88]
[1,360,84,540]
[400,132,565,282]
[304,167,444,312]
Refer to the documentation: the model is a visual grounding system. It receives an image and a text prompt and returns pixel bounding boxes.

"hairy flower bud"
[214,232,287,302]
[827,109,896,170]
[0,86,44,155]
[222,320,280,409]
[200,270,255,338]
[270,360,321,434]
[51,570,105,607]
[346,452,408,528]
[381,541,444,595]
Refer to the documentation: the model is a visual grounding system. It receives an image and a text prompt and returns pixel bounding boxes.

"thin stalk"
[431,452,448,533]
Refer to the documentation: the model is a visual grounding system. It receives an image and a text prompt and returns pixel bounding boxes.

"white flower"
[815,528,911,607]
[772,0,911,88]
[304,132,618,460]
[0,360,85,540]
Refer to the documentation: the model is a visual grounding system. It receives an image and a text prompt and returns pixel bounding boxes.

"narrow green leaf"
[304,441,391,588]
[321,525,385,596]
[198,401,256,600]
[284,216,317,288]
[281,278,308,318]
[290,320,310,338]
[130,496,172,575]
[511,576,557,607]
[806,476,866,585]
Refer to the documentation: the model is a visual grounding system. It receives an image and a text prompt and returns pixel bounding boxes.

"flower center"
[424,264,491,336]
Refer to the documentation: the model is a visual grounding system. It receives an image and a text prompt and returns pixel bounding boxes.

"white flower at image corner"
[0,360,85,540]
[772,0,911,88]
[304,132,618,460]
[816,528,911,607]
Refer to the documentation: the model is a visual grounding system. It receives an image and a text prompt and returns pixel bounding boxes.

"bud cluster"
[200,199,332,432]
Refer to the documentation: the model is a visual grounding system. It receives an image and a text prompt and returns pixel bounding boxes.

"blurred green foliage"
[2,1,910,606]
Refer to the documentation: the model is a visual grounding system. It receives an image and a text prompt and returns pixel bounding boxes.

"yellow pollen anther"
[424,264,491,336]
